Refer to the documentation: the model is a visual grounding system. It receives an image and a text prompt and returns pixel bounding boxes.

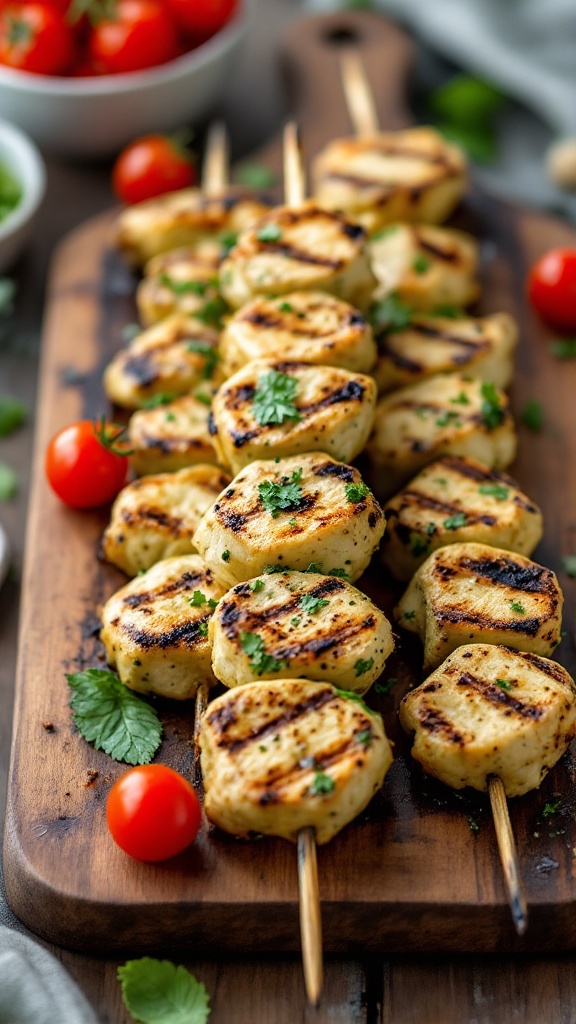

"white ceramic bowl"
[0,0,250,159]
[0,118,45,274]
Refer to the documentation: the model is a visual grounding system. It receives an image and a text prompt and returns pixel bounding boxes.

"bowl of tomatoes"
[0,0,248,159]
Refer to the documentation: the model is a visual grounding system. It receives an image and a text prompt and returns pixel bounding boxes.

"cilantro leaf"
[141,392,177,409]
[521,399,544,432]
[187,340,219,379]
[0,462,17,501]
[194,296,228,329]
[67,669,162,765]
[412,254,430,274]
[118,958,210,1024]
[258,472,303,517]
[310,770,335,795]
[495,678,512,691]
[480,381,505,430]
[240,632,287,674]
[443,512,468,530]
[190,590,207,607]
[354,657,374,677]
[0,395,26,436]
[257,223,282,242]
[345,481,371,504]
[479,483,509,501]
[542,798,562,818]
[369,294,412,335]
[333,686,375,715]
[252,370,301,426]
[159,273,211,297]
[249,579,265,592]
[510,600,526,615]
[375,678,397,695]
[300,594,330,615]
[218,231,238,254]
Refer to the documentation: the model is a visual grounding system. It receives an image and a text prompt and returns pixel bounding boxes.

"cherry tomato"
[165,0,237,41]
[527,248,576,333]
[112,133,197,204]
[106,764,202,862]
[45,419,129,509]
[0,2,75,75]
[88,0,179,75]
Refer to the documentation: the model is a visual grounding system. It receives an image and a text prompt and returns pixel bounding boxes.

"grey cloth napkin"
[0,866,98,1024]
[309,0,576,222]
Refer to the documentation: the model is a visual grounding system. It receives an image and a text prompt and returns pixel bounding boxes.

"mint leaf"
[67,669,162,765]
[252,369,301,426]
[0,462,17,501]
[0,395,26,436]
[118,958,210,1024]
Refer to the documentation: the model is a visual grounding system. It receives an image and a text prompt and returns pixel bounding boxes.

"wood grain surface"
[4,10,576,959]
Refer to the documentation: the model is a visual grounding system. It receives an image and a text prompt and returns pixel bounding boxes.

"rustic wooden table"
[3,2,576,1021]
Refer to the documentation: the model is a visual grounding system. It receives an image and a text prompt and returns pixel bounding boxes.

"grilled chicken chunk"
[137,246,221,327]
[116,187,270,267]
[369,224,479,311]
[381,456,543,581]
[219,201,377,311]
[210,570,394,693]
[200,679,393,843]
[219,290,377,378]
[311,127,467,232]
[373,312,517,394]
[128,392,218,476]
[101,555,225,699]
[101,465,231,577]
[365,373,517,499]
[395,542,563,671]
[193,453,385,588]
[211,359,377,473]
[103,314,222,410]
[400,644,576,797]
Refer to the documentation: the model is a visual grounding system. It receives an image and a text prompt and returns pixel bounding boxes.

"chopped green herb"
[412,254,430,274]
[165,412,176,422]
[468,816,480,832]
[221,550,230,562]
[344,481,371,504]
[479,483,509,500]
[259,744,267,753]
[354,657,374,677]
[480,381,505,430]
[450,391,470,406]
[208,598,219,609]
[444,512,468,530]
[187,340,220,379]
[218,230,238,254]
[195,390,212,406]
[550,338,576,360]
[0,462,17,501]
[436,410,462,427]
[252,369,301,426]
[258,470,303,517]
[495,678,512,691]
[235,163,276,189]
[434,477,448,485]
[250,579,265,592]
[375,678,397,695]
[118,957,210,1024]
[300,594,330,615]
[240,631,287,674]
[370,225,397,240]
[521,399,544,432]
[257,223,282,243]
[291,616,301,627]
[310,770,335,796]
[278,301,293,313]
[159,273,209,296]
[369,294,412,335]
[410,534,430,557]
[561,555,576,578]
[543,798,562,818]
[0,395,26,436]
[263,563,285,574]
[141,391,177,409]
[510,600,526,615]
[67,669,162,765]
[415,407,430,419]
[425,522,437,536]
[356,729,372,748]
[190,590,207,607]
[327,567,350,579]
[288,516,297,527]
[333,687,375,715]
[194,295,228,328]
[402,610,416,621]
[432,304,464,319]
[197,621,209,638]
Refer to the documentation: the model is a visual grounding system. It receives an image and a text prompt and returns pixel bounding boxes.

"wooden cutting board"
[5,11,576,956]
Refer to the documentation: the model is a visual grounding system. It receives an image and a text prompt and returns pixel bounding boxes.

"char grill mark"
[224,384,256,410]
[122,353,160,387]
[439,457,513,486]
[241,311,283,330]
[299,380,365,416]
[209,687,336,752]
[121,507,184,532]
[252,732,369,797]
[415,238,460,264]
[257,240,345,271]
[434,606,544,637]
[312,461,356,482]
[390,488,497,525]
[220,577,347,638]
[231,429,260,449]
[515,651,572,686]
[275,615,377,659]
[122,618,208,649]
[122,570,206,607]
[458,555,552,594]
[456,671,544,719]
[415,703,467,745]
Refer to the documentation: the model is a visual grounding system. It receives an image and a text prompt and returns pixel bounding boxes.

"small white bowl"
[0,119,45,274]
[0,1,250,159]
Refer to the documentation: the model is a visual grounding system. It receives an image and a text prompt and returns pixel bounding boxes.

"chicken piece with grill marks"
[101,465,231,577]
[128,391,218,476]
[369,223,479,312]
[400,644,576,797]
[116,187,271,268]
[101,554,226,700]
[103,314,223,411]
[193,453,385,588]
[373,312,517,394]
[311,127,467,233]
[395,542,563,671]
[381,456,543,582]
[365,373,517,499]
[219,291,377,378]
[210,570,394,693]
[219,201,377,312]
[200,679,393,844]
[210,359,377,473]
[137,245,221,327]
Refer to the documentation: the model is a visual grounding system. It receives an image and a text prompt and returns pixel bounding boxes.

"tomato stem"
[94,416,134,456]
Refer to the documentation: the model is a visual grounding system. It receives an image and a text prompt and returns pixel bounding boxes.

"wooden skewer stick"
[202,120,229,196]
[282,119,324,1006]
[487,775,528,936]
[340,51,380,137]
[193,682,209,792]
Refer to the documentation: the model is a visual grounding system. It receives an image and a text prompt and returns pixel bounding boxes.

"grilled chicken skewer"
[400,644,576,934]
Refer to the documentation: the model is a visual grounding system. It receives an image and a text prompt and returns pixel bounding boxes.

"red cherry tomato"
[0,2,75,75]
[527,248,576,333]
[165,0,237,41]
[45,419,129,509]
[88,0,179,75]
[112,133,197,204]
[106,764,202,862]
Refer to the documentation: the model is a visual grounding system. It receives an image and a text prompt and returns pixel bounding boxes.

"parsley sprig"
[240,632,287,674]
[252,369,301,426]
[258,470,303,517]
[345,481,371,504]
[300,594,330,615]
[480,382,505,430]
